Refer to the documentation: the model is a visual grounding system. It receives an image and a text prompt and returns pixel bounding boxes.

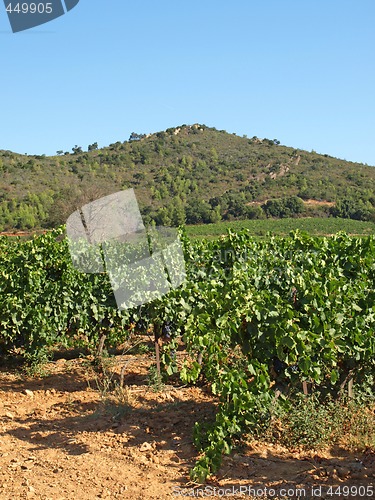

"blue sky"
[1,0,375,165]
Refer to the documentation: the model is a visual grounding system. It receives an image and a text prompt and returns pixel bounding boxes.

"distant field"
[185,217,375,239]
[1,218,374,241]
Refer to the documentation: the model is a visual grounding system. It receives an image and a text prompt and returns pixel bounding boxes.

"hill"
[1,124,375,231]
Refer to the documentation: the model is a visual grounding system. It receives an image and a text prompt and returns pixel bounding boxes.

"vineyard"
[185,217,375,239]
[0,227,374,482]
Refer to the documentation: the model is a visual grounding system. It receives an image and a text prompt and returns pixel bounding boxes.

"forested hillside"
[1,124,375,231]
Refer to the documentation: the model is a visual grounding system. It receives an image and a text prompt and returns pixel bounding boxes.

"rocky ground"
[0,348,374,500]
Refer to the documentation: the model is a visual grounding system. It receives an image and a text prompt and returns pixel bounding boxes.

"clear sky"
[1,0,375,165]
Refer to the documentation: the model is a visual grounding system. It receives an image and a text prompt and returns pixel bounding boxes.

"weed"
[257,393,375,452]
[147,364,165,392]
[137,343,152,354]
[342,399,375,450]
[23,357,51,378]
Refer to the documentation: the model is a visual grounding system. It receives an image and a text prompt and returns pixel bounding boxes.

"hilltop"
[1,124,375,231]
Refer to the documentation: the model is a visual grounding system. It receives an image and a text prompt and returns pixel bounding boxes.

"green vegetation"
[260,393,375,451]
[0,228,127,366]
[1,124,375,231]
[186,217,375,239]
[177,230,375,481]
[0,228,374,482]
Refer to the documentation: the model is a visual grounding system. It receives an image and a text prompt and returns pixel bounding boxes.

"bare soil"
[0,351,374,500]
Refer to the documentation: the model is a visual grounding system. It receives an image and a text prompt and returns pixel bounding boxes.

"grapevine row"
[0,228,374,481]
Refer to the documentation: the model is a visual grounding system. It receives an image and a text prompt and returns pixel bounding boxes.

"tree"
[155,207,172,226]
[285,196,304,215]
[129,132,146,141]
[210,147,219,165]
[72,145,82,154]
[245,205,265,220]
[88,142,98,151]
[330,198,371,221]
[263,196,304,218]
[46,184,112,228]
[56,150,64,156]
[185,199,214,224]
[209,205,222,223]
[172,197,186,226]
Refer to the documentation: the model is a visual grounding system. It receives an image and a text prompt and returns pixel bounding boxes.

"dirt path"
[0,354,374,499]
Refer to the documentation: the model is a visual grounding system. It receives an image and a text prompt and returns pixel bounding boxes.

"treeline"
[145,194,375,227]
[1,192,374,232]
[0,192,54,230]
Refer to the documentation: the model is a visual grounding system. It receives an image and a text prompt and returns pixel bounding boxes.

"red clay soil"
[0,353,374,500]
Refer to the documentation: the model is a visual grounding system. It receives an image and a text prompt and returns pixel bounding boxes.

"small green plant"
[276,394,344,449]
[258,393,375,452]
[84,352,137,419]
[137,343,152,354]
[88,361,116,398]
[23,349,52,378]
[100,384,136,420]
[342,399,375,450]
[147,364,165,392]
[23,362,51,378]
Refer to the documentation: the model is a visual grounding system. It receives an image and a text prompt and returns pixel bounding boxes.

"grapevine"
[0,227,374,481]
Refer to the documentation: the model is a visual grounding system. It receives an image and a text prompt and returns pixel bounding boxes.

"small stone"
[23,389,34,398]
[336,466,350,479]
[138,455,148,464]
[139,442,153,452]
[98,490,111,498]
